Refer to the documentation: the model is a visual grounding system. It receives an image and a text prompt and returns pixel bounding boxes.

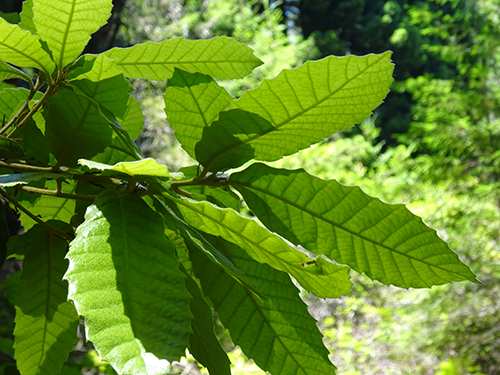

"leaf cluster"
[0,1,478,374]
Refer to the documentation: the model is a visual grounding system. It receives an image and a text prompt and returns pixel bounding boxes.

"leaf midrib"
[205,54,388,171]
[173,197,308,274]
[116,59,259,67]
[0,32,50,76]
[216,237,323,374]
[59,0,77,67]
[230,179,471,281]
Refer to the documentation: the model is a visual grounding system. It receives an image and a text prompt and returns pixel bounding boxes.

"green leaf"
[0,88,32,122]
[19,0,37,35]
[18,180,76,231]
[191,236,335,375]
[169,196,352,298]
[178,165,241,211]
[68,54,133,119]
[154,198,261,298]
[0,60,32,83]
[14,223,79,375]
[91,136,140,165]
[67,84,143,161]
[7,224,46,259]
[0,136,26,159]
[104,36,262,80]
[0,18,55,76]
[32,0,113,68]
[65,191,192,374]
[0,172,68,187]
[44,88,113,167]
[120,96,144,140]
[0,202,8,268]
[0,12,21,24]
[195,52,394,171]
[230,163,478,288]
[163,69,233,159]
[17,119,50,164]
[184,273,231,375]
[79,158,177,179]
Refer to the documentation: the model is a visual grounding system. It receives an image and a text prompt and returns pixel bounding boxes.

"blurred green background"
[1,0,499,374]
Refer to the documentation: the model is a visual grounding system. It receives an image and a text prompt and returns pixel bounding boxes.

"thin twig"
[15,185,97,202]
[0,188,73,241]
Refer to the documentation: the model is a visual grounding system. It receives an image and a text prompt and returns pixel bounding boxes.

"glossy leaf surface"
[79,158,176,179]
[105,37,262,80]
[66,191,192,374]
[195,52,393,171]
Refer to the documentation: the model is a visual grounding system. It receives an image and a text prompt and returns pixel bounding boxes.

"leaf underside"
[32,0,112,67]
[191,236,335,375]
[0,17,55,75]
[14,224,79,375]
[195,52,394,171]
[171,196,352,298]
[105,36,263,80]
[65,191,192,375]
[164,69,233,159]
[230,163,478,288]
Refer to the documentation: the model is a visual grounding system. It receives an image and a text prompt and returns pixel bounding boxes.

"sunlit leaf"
[105,37,262,80]
[230,163,478,288]
[14,223,79,375]
[195,52,394,171]
[170,196,352,298]
[0,60,32,83]
[18,0,36,35]
[32,0,113,67]
[68,54,133,118]
[0,18,55,76]
[120,96,144,140]
[65,191,192,374]
[164,69,233,159]
[0,88,31,122]
[192,237,335,375]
